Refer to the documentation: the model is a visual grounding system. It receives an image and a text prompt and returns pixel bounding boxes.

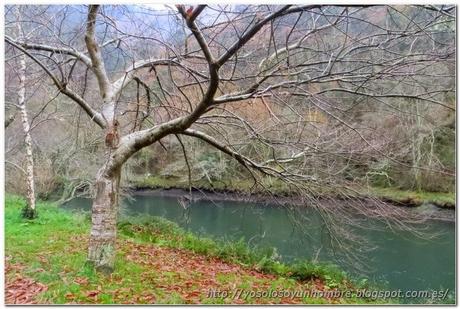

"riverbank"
[5,195,385,305]
[129,176,455,209]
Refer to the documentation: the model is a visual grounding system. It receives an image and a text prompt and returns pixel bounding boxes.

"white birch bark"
[15,7,36,216]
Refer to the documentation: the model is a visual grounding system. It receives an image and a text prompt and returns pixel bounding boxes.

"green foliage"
[256,258,289,275]
[255,256,346,288]
[289,262,346,286]
[431,126,455,169]
[196,152,227,182]
[369,187,455,208]
[365,160,393,188]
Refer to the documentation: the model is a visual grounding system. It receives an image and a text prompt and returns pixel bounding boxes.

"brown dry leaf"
[74,276,89,285]
[85,290,100,298]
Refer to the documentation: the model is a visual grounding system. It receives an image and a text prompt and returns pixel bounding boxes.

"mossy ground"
[366,187,455,208]
[5,195,385,304]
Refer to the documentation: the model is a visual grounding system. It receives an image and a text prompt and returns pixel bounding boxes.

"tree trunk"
[19,89,37,219]
[86,162,121,274]
[16,8,36,219]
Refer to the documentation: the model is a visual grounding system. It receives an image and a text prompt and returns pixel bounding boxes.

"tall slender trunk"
[412,99,423,192]
[16,8,36,218]
[87,161,122,273]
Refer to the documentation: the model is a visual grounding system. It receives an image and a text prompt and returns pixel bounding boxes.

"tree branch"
[85,5,113,103]
[112,58,175,96]
[5,36,106,128]
[180,128,317,182]
[216,5,294,66]
[177,5,215,64]
[4,35,93,68]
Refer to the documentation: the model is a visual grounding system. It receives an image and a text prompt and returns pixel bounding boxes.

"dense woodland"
[3,4,456,304]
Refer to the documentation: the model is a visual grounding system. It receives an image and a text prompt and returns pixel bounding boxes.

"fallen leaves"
[120,239,313,304]
[5,262,48,304]
[5,238,334,305]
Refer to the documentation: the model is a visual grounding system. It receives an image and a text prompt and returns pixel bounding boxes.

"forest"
[3,4,456,305]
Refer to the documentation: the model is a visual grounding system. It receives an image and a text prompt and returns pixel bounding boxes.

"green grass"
[5,196,156,304]
[5,195,390,304]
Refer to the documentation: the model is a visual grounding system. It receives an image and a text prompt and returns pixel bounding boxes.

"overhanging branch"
[5,36,106,129]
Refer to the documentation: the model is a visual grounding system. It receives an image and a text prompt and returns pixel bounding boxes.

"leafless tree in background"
[6,6,38,218]
[4,4,455,272]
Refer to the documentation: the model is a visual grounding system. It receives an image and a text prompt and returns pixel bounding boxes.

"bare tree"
[5,4,455,273]
[8,6,37,218]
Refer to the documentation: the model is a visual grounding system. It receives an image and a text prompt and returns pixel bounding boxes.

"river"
[63,189,455,302]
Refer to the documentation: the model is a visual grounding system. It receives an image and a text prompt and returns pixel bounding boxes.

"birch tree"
[5,4,455,273]
[10,6,37,218]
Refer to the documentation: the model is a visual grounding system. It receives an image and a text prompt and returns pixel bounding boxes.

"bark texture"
[16,7,36,219]
[87,163,121,273]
